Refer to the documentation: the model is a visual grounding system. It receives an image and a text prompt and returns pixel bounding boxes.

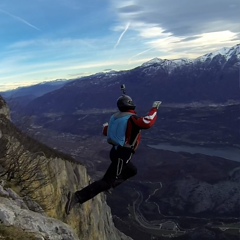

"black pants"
[75,146,137,204]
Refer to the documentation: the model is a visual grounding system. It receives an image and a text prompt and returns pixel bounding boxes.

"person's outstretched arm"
[131,101,161,129]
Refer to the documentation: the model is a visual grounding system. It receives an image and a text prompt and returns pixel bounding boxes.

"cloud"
[129,47,154,62]
[149,30,239,58]
[114,0,240,36]
[114,22,131,49]
[118,4,142,13]
[110,0,240,59]
[180,36,201,42]
[8,38,96,50]
[0,8,40,31]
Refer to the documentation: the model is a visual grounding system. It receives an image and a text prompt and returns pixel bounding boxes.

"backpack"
[107,112,134,147]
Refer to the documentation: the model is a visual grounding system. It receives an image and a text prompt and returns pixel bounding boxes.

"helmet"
[117,95,136,111]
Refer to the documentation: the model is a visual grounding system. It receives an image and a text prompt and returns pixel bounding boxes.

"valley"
[16,103,240,240]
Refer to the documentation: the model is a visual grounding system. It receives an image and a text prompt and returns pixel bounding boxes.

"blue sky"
[1,0,240,91]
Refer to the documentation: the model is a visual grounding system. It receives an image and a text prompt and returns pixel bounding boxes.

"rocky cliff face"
[0,97,10,120]
[0,95,131,240]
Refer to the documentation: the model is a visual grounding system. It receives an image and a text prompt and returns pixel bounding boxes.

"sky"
[0,0,240,91]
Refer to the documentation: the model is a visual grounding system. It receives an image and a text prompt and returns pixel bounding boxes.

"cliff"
[0,97,10,120]
[0,95,131,240]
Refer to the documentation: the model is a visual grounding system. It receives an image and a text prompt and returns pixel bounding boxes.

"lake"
[148,143,240,162]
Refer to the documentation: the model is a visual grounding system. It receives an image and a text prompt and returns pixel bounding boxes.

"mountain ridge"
[13,44,238,116]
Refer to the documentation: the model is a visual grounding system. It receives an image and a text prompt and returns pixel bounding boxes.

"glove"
[152,101,162,109]
[102,122,108,136]
[103,122,108,127]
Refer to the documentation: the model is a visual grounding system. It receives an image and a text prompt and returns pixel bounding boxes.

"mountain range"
[2,44,240,116]
[0,79,70,110]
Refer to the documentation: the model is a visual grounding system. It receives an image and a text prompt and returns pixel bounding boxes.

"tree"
[0,114,56,203]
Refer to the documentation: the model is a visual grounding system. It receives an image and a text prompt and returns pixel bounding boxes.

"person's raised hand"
[152,101,162,109]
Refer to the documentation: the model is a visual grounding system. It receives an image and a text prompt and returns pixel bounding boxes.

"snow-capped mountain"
[142,57,192,67]
[141,44,240,73]
[141,58,193,74]
[197,44,240,62]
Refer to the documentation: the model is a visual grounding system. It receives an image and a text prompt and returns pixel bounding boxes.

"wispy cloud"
[0,8,40,31]
[129,47,154,62]
[112,0,240,59]
[8,38,96,50]
[114,22,130,49]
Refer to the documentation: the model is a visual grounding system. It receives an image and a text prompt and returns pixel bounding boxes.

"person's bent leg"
[75,179,110,203]
[120,161,137,180]
[65,179,110,215]
[112,161,137,188]
[65,158,118,215]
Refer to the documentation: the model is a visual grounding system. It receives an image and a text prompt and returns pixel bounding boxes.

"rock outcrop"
[0,97,10,120]
[0,95,131,240]
[0,195,78,240]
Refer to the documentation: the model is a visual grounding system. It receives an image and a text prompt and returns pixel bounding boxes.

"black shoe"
[65,191,78,215]
[105,188,113,194]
